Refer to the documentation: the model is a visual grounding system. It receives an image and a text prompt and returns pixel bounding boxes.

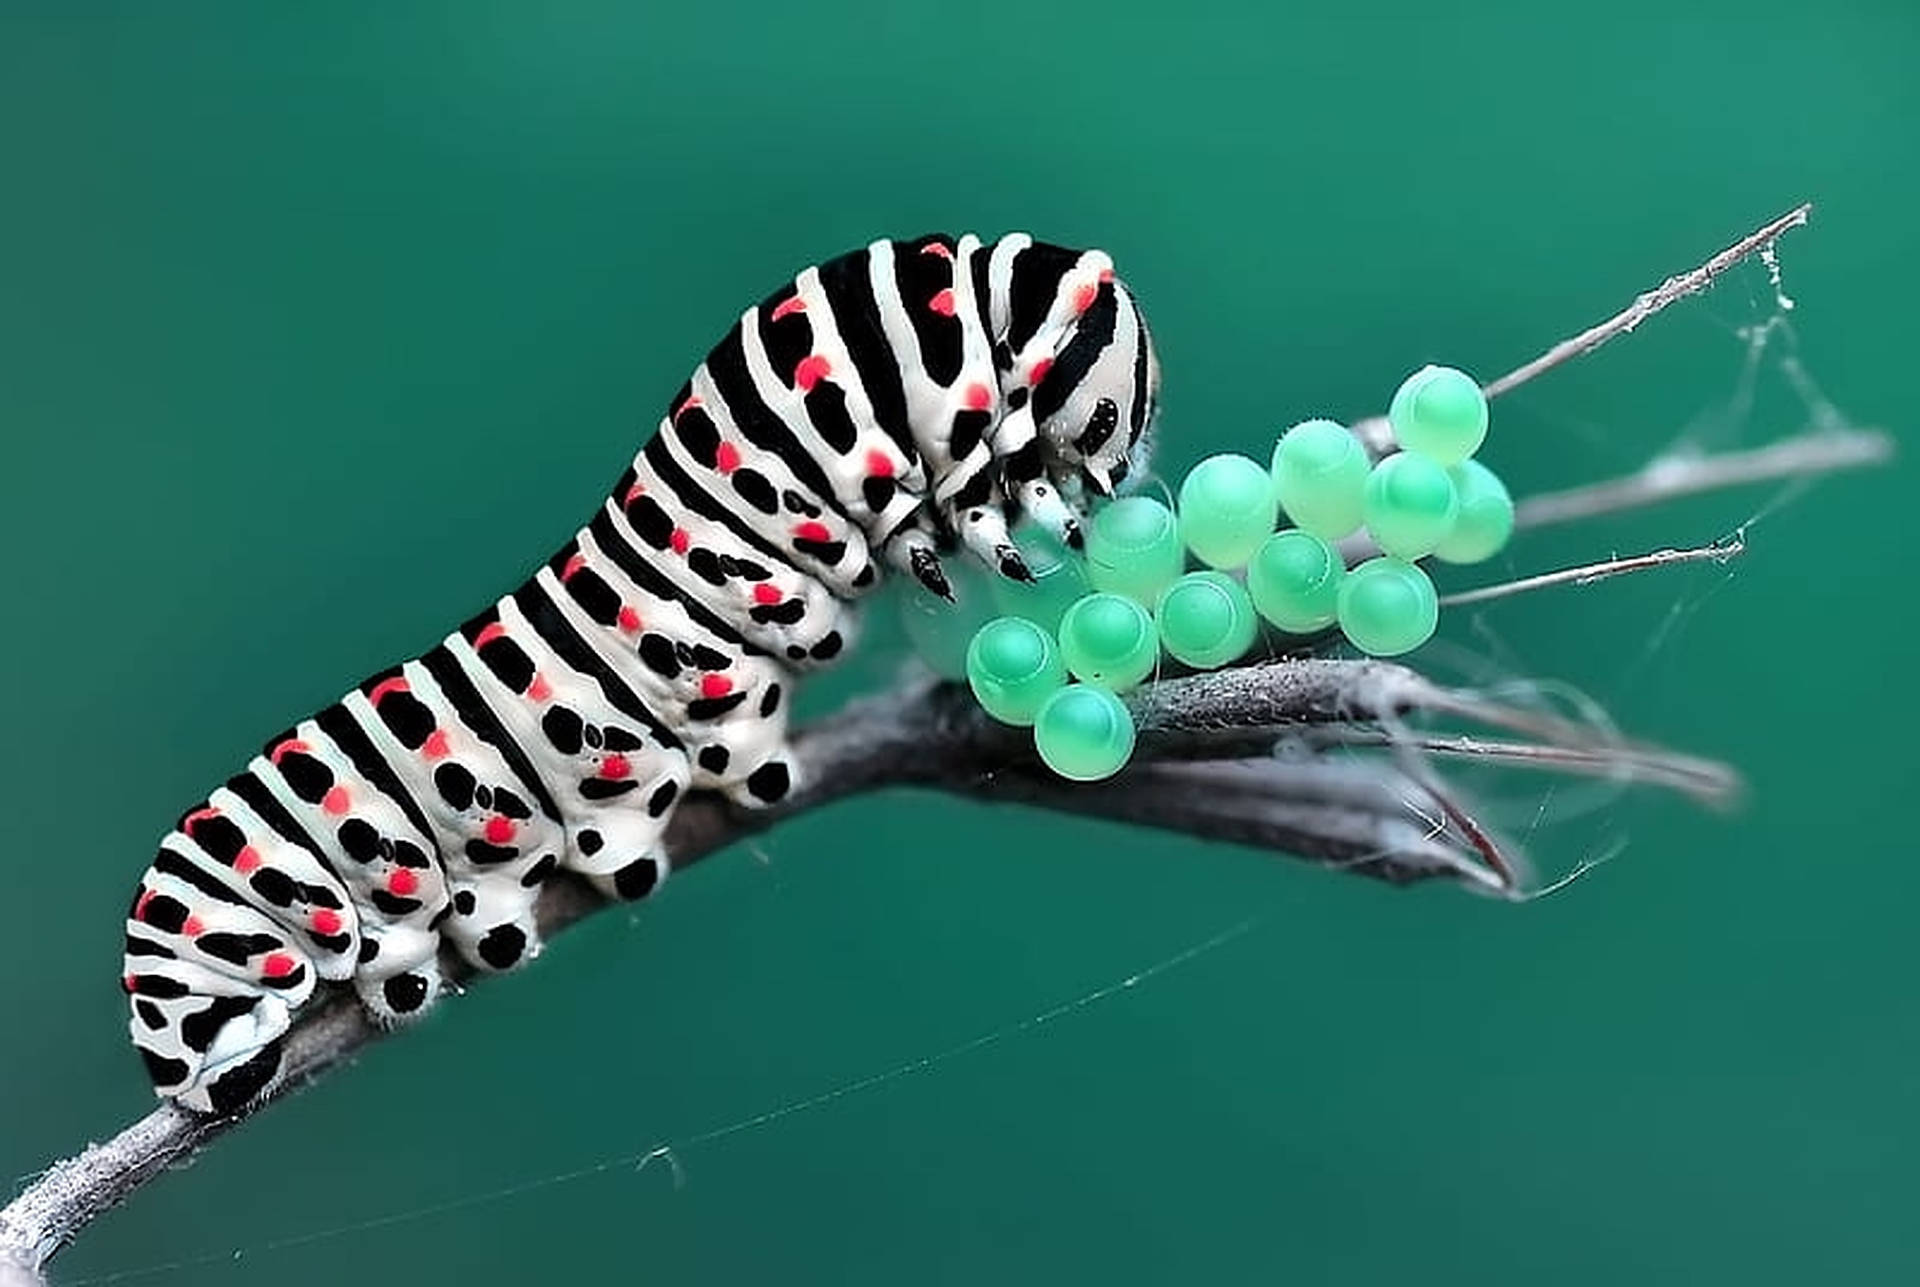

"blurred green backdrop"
[3,4,1914,1284]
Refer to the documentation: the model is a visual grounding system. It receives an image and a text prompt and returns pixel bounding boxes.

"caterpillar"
[123,232,1160,1113]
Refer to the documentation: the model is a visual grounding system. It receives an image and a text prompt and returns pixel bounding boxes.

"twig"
[1439,536,1745,608]
[1481,203,1813,399]
[1509,428,1893,530]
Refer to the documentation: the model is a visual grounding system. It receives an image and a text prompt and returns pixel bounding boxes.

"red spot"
[123,974,138,993]
[928,288,956,316]
[268,739,310,764]
[561,553,586,581]
[599,754,632,781]
[234,846,262,874]
[771,295,807,320]
[624,481,646,505]
[794,520,830,544]
[1099,267,1115,283]
[182,915,204,937]
[866,449,895,478]
[484,816,516,845]
[920,241,954,260]
[673,394,703,421]
[1072,282,1098,313]
[473,621,508,649]
[134,889,154,921]
[752,583,783,605]
[715,442,742,473]
[1029,357,1053,386]
[422,728,451,760]
[700,673,734,699]
[670,528,691,555]
[183,806,220,831]
[261,952,297,979]
[387,868,420,897]
[322,785,350,816]
[793,354,831,392]
[311,908,343,936]
[963,382,992,412]
[369,676,410,706]
[528,674,553,703]
[617,606,642,633]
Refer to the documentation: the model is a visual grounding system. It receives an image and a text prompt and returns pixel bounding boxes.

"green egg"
[1058,592,1160,691]
[1432,460,1515,564]
[1178,453,1278,569]
[1246,529,1345,633]
[1033,684,1136,782]
[1387,365,1488,465]
[1271,418,1370,540]
[1363,452,1459,560]
[1155,571,1258,669]
[1336,557,1438,657]
[1085,495,1185,607]
[965,616,1068,726]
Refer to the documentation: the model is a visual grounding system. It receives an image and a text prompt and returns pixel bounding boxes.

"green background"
[3,4,1913,1283]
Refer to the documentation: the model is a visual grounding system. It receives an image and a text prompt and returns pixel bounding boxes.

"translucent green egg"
[965,616,1068,726]
[1033,684,1136,782]
[1155,571,1258,669]
[1432,460,1515,565]
[1387,365,1488,466]
[1246,529,1345,633]
[1177,453,1278,569]
[989,523,1093,631]
[1058,592,1160,691]
[1271,418,1370,540]
[896,556,996,680]
[1336,557,1438,657]
[1085,495,1185,607]
[1363,452,1459,560]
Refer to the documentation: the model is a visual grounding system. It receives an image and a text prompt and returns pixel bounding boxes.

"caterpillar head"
[1030,275,1161,504]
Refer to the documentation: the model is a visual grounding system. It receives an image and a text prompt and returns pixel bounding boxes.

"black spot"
[183,812,248,864]
[274,752,334,802]
[810,632,844,661]
[612,858,660,901]
[477,924,527,969]
[689,642,732,670]
[752,598,808,626]
[393,839,432,868]
[206,1040,283,1114]
[376,689,437,749]
[453,890,477,915]
[747,761,792,804]
[474,783,494,810]
[358,937,381,963]
[248,866,298,908]
[138,1046,190,1089]
[141,893,191,934]
[579,777,639,801]
[371,890,422,916]
[464,839,519,865]
[477,633,536,690]
[337,817,382,863]
[647,780,680,817]
[493,788,532,820]
[697,745,731,774]
[732,468,778,514]
[564,567,622,625]
[434,763,477,811]
[781,489,821,517]
[675,407,722,466]
[760,683,783,717]
[638,633,681,678]
[862,475,897,513]
[993,339,1014,370]
[135,999,165,1030]
[124,934,173,959]
[199,930,283,965]
[851,564,876,589]
[521,852,558,887]
[1006,386,1029,410]
[805,382,859,452]
[130,973,189,999]
[786,644,808,660]
[950,409,991,461]
[1075,397,1120,455]
[624,494,676,549]
[182,995,258,1054]
[542,706,585,755]
[577,828,604,856]
[383,973,430,1014]
[687,547,728,586]
[688,691,749,720]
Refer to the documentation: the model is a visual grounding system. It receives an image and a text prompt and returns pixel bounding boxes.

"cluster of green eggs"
[902,366,1515,782]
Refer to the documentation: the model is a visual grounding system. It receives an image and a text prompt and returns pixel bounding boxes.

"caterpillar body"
[124,232,1160,1113]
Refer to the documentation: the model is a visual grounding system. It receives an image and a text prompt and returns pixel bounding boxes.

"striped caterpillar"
[124,233,1161,1112]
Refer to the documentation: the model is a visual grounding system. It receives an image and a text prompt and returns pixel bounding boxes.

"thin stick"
[1511,427,1893,531]
[1481,204,1813,399]
[1439,536,1745,608]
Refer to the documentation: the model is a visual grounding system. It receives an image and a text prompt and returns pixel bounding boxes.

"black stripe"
[642,434,796,569]
[224,772,331,866]
[1033,282,1119,424]
[153,845,250,907]
[893,236,963,385]
[313,703,438,843]
[1127,293,1150,437]
[1007,241,1079,352]
[419,645,564,821]
[703,325,848,520]
[817,248,920,464]
[511,582,684,749]
[588,509,758,654]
